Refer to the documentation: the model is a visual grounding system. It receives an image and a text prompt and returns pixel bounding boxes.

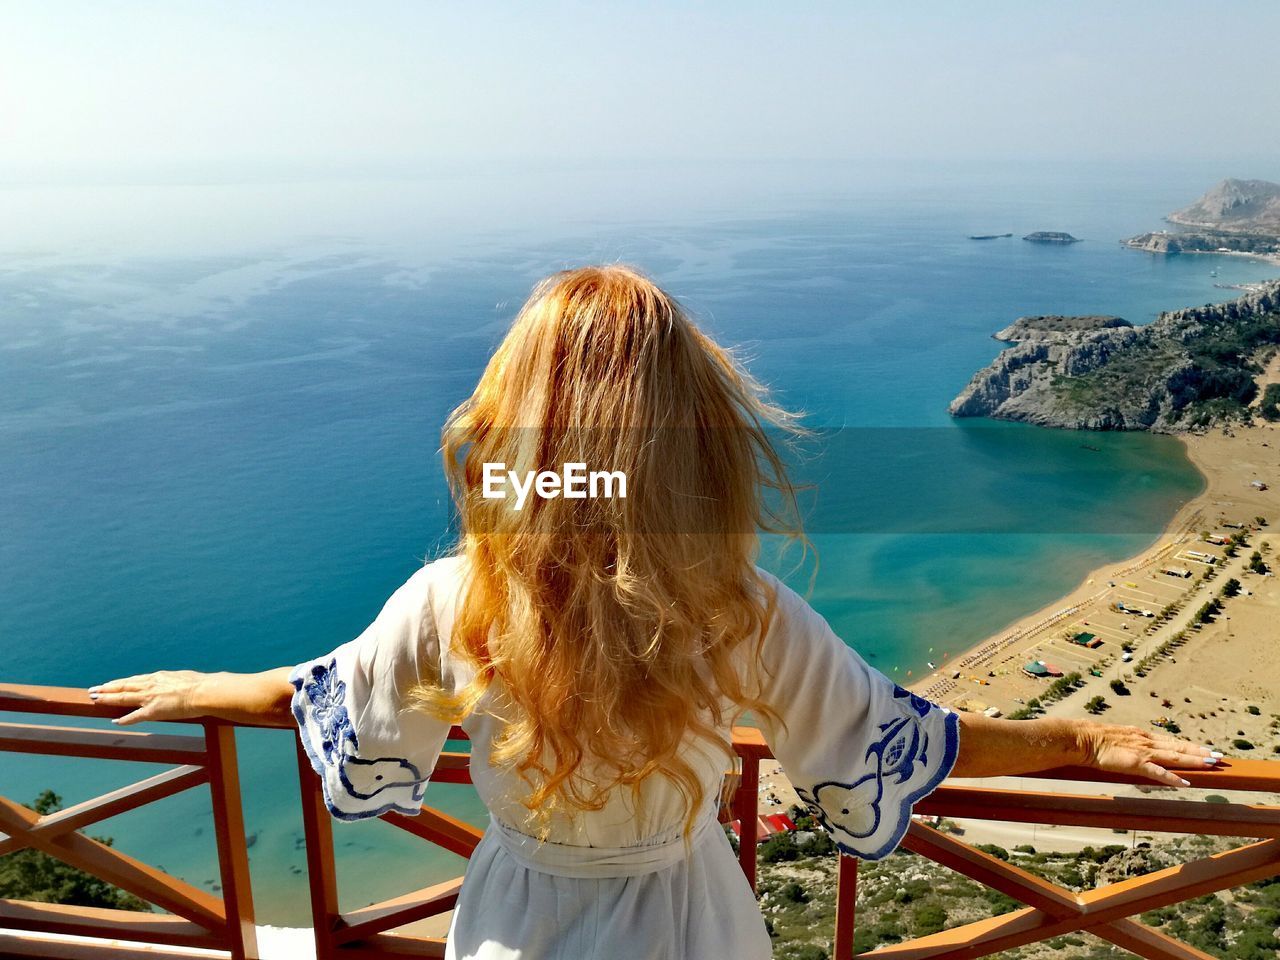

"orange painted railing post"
[205,721,260,960]
[733,753,760,891]
[296,739,342,960]
[833,854,858,960]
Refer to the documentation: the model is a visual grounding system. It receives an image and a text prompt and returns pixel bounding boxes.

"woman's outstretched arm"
[88,668,294,726]
[952,712,1223,787]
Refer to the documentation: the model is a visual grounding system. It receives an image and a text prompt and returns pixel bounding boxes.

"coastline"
[1138,247,1280,268]
[909,420,1278,723]
[756,416,1280,839]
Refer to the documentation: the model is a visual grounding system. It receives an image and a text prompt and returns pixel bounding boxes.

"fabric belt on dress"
[486,809,719,879]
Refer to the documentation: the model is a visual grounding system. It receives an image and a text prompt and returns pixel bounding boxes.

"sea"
[2,159,1276,922]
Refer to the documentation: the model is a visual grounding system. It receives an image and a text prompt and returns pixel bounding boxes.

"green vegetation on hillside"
[758,818,1280,960]
[1260,383,1280,421]
[1058,309,1280,428]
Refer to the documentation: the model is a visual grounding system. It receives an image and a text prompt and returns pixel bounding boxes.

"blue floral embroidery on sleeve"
[795,693,960,861]
[892,684,935,718]
[296,659,359,763]
[290,657,431,821]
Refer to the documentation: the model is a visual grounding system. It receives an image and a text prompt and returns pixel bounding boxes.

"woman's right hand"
[89,670,209,725]
[1075,720,1223,788]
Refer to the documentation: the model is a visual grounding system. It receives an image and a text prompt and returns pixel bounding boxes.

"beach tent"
[1070,632,1102,648]
[1022,661,1050,677]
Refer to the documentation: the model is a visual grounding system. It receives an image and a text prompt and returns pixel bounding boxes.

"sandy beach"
[752,361,1280,852]
[910,419,1279,751]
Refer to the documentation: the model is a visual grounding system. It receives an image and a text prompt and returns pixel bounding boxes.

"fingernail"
[1210,751,1224,758]
[87,686,101,693]
[1180,777,1191,786]
[1204,757,1218,765]
[89,693,99,700]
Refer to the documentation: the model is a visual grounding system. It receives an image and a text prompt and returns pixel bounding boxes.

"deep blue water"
[2,160,1275,921]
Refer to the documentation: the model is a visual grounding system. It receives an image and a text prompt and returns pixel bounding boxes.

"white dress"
[290,556,959,960]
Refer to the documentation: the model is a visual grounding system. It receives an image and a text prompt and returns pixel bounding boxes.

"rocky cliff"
[1123,179,1280,256]
[993,315,1130,343]
[1168,178,1280,234]
[949,282,1280,432]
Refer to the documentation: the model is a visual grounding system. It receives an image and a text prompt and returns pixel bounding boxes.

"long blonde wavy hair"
[412,264,809,835]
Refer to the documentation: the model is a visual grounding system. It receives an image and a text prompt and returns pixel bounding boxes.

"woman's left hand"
[89,671,209,725]
[1076,720,1223,787]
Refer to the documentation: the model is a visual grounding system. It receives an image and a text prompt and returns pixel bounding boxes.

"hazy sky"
[3,1,1279,181]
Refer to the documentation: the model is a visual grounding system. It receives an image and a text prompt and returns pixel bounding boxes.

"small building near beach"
[1022,660,1063,678]
[1070,631,1104,648]
[1162,566,1193,579]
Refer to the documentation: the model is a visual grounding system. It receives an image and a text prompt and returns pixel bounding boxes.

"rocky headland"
[993,315,1130,343]
[1168,177,1280,233]
[1124,178,1280,256]
[949,281,1280,431]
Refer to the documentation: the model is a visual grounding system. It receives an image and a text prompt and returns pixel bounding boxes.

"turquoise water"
[1,160,1275,921]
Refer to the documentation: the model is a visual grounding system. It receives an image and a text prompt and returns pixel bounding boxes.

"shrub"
[1085,695,1108,714]
[779,881,809,903]
[798,830,835,856]
[759,832,800,863]
[912,903,948,936]
[1247,705,1262,716]
[1109,679,1129,696]
[1233,739,1255,751]
[1260,383,1280,421]
[786,947,829,960]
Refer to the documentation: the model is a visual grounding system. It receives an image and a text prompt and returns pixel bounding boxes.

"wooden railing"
[734,728,1280,960]
[3,682,1280,959]
[0,683,259,960]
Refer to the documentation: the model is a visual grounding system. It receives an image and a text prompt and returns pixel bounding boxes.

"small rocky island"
[949,281,1280,432]
[1124,178,1280,256]
[1023,231,1081,243]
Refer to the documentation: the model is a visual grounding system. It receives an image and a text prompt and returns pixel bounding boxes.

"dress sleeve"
[290,564,453,821]
[752,568,960,860]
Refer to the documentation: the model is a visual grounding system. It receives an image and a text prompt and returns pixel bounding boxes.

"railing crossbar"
[335,877,464,945]
[0,794,226,930]
[873,826,1280,959]
[0,721,207,765]
[0,898,224,950]
[0,765,208,858]
[382,806,484,860]
[917,783,1280,838]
